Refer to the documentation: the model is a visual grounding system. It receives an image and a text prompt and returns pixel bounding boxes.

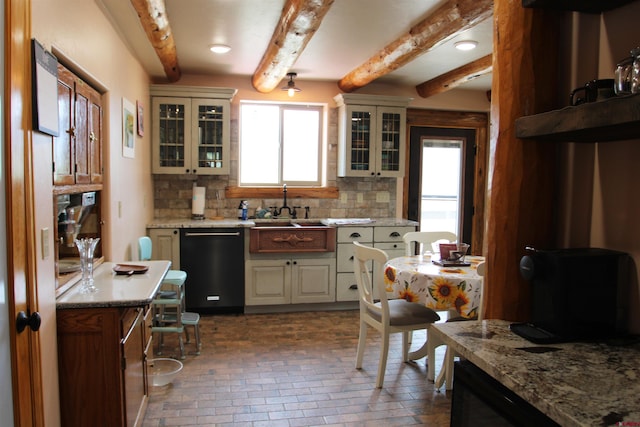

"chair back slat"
[402,231,457,256]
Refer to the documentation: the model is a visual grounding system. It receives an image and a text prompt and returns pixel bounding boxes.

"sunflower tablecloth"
[384,255,485,319]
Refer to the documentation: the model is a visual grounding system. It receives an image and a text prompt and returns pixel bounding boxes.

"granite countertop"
[56,260,170,309]
[147,218,418,228]
[431,319,640,427]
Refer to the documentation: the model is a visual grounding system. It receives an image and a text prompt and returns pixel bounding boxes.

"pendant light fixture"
[282,72,301,97]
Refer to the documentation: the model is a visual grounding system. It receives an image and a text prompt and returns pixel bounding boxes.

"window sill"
[225,186,339,199]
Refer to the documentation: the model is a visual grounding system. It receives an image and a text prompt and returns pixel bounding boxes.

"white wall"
[30,1,154,423]
[32,0,154,263]
[559,1,640,333]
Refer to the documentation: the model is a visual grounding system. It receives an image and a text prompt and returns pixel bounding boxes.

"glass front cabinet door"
[334,94,411,178]
[151,86,236,175]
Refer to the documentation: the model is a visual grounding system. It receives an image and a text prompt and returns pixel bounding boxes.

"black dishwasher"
[180,228,245,314]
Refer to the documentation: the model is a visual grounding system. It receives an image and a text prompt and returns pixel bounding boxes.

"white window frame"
[239,101,326,187]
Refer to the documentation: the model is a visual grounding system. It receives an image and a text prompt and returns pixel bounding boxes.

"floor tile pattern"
[143,309,451,426]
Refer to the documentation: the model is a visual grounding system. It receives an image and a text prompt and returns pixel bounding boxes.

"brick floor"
[143,309,451,426]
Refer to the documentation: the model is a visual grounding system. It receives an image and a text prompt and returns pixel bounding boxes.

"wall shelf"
[521,0,637,13]
[515,94,640,142]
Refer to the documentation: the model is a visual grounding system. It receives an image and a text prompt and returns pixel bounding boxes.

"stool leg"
[184,323,191,343]
[194,325,201,354]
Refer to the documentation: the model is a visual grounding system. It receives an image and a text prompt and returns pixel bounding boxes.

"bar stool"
[139,236,201,358]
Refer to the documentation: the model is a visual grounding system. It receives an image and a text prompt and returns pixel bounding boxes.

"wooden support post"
[484,0,562,321]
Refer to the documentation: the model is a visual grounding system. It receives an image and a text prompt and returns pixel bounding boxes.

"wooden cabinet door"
[122,308,146,427]
[53,63,103,186]
[148,228,181,269]
[291,258,336,304]
[89,89,103,183]
[53,65,75,185]
[245,259,290,305]
[74,80,92,184]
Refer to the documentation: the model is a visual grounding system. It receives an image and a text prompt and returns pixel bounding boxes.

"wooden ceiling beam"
[338,0,492,93]
[252,0,335,93]
[416,54,493,98]
[130,0,181,83]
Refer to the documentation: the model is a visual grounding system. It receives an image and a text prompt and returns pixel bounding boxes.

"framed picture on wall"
[137,100,144,136]
[122,97,135,158]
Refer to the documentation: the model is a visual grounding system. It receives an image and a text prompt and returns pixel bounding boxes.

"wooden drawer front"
[336,226,373,243]
[337,243,373,273]
[336,272,359,301]
[373,226,415,243]
[374,242,405,259]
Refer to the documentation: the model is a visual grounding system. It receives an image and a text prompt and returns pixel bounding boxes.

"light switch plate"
[41,227,49,259]
[376,192,390,203]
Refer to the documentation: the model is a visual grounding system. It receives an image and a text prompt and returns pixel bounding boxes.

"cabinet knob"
[16,311,41,333]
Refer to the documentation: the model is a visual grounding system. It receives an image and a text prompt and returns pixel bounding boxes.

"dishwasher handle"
[184,231,241,237]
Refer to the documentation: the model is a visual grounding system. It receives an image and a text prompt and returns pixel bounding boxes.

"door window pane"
[420,139,462,236]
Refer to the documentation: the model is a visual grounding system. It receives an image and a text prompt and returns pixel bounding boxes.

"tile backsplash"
[152,175,397,220]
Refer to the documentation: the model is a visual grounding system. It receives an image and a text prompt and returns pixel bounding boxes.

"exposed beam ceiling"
[117,0,493,97]
[416,54,493,98]
[338,0,493,92]
[251,0,335,93]
[130,0,181,82]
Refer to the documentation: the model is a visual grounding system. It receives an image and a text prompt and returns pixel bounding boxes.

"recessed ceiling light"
[454,40,478,51]
[209,44,231,54]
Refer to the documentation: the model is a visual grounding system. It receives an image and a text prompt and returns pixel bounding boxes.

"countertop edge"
[146,218,419,228]
[56,261,170,309]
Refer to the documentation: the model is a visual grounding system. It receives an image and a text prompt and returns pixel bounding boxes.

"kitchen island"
[431,319,640,427]
[56,260,170,427]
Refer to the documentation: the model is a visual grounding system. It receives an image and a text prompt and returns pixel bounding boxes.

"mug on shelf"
[570,79,615,106]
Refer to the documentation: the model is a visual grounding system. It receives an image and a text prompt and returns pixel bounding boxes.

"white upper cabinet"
[151,85,236,175]
[334,93,412,178]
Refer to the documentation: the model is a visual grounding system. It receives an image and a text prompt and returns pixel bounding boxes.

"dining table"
[383,254,485,384]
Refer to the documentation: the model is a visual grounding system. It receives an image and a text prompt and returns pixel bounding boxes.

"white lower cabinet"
[245,256,336,306]
[147,228,181,269]
[336,227,374,302]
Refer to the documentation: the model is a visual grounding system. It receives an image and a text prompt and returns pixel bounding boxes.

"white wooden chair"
[403,231,458,256]
[428,260,486,390]
[353,241,441,388]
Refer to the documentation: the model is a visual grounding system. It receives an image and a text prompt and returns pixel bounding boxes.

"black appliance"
[180,228,245,314]
[451,360,560,427]
[514,247,630,343]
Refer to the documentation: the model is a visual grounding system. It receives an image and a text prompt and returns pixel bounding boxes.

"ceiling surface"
[99,0,494,94]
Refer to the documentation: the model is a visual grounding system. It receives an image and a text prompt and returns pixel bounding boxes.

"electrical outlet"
[376,192,390,203]
[118,201,122,218]
[340,192,348,203]
[357,193,364,203]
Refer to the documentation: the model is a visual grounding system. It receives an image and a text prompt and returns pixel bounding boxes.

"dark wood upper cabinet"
[53,63,103,187]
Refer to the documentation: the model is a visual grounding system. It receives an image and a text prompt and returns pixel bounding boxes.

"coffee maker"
[515,247,631,343]
[57,192,96,247]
